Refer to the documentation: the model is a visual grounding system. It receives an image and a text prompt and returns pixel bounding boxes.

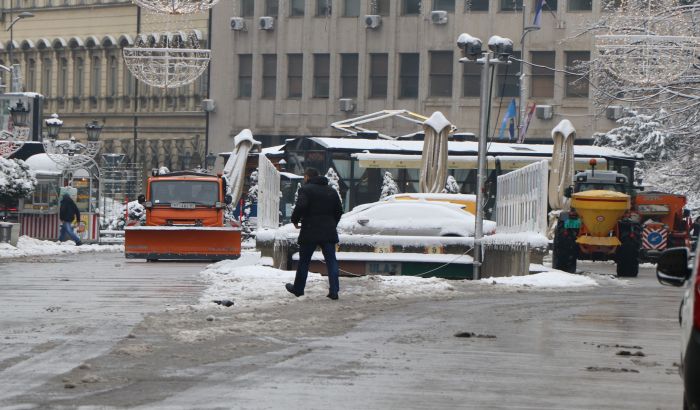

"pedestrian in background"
[286,168,343,300]
[59,192,82,246]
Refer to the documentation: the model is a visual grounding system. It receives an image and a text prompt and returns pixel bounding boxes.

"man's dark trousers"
[294,242,340,295]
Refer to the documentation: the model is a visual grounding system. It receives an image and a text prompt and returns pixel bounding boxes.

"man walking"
[59,192,82,246]
[286,168,343,300]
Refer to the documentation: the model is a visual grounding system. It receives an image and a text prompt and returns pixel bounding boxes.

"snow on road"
[0,236,123,259]
[198,253,601,310]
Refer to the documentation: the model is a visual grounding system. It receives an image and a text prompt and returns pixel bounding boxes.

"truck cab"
[573,169,628,194]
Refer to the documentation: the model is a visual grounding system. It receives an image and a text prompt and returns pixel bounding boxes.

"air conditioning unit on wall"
[364,15,381,29]
[431,10,448,24]
[259,16,274,30]
[339,98,355,112]
[606,105,624,121]
[535,104,553,120]
[230,17,246,31]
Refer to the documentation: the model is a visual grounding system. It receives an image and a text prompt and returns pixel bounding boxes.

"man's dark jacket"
[59,195,80,223]
[291,176,343,244]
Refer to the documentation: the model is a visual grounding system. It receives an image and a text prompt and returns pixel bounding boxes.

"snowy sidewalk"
[0,236,123,259]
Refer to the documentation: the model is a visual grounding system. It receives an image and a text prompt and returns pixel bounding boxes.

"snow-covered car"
[383,193,477,214]
[338,200,495,237]
[656,243,700,410]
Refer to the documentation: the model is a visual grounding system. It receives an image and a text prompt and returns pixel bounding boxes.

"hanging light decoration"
[124,0,214,89]
[594,0,699,86]
[131,0,219,14]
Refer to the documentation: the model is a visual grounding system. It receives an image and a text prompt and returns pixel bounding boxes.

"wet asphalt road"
[0,253,687,409]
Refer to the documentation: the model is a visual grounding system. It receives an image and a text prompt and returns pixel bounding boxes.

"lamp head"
[488,36,514,61]
[85,120,103,142]
[457,33,483,61]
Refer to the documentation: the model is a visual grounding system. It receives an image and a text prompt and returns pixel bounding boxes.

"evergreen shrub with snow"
[379,171,399,200]
[105,200,146,230]
[241,170,259,238]
[325,167,343,204]
[443,175,460,194]
[0,157,37,208]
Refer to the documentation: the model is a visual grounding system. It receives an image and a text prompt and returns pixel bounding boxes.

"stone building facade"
[1,0,209,171]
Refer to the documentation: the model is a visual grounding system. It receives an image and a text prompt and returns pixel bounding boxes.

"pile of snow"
[482,270,598,288]
[0,236,123,259]
[199,253,456,309]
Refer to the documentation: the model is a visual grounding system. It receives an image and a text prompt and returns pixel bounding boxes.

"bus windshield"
[150,180,219,206]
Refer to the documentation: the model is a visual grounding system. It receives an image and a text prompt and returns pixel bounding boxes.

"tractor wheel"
[553,221,578,273]
[616,223,641,277]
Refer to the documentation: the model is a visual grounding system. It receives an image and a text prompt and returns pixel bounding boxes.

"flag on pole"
[517,101,537,143]
[498,98,518,141]
[533,0,546,27]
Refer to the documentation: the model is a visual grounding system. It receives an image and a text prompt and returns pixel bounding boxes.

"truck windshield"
[577,183,626,193]
[150,181,219,206]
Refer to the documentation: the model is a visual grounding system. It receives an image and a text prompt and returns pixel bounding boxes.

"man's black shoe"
[326,292,338,300]
[285,283,303,297]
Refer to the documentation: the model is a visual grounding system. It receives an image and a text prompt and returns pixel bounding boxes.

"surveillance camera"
[487,35,514,61]
[457,33,483,60]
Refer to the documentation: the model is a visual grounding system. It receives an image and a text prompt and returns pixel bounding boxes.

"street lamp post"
[458,33,513,280]
[6,9,35,93]
[518,4,540,141]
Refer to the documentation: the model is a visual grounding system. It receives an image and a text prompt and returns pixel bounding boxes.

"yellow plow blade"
[125,226,241,260]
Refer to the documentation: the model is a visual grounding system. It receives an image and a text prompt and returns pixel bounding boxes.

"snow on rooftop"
[45,113,63,126]
[423,111,453,133]
[309,137,633,159]
[261,144,284,155]
[0,236,123,259]
[24,153,62,175]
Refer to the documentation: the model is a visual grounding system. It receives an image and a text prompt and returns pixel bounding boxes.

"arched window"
[58,57,68,97]
[26,59,36,92]
[90,55,101,97]
[74,57,84,97]
[42,57,52,96]
[108,55,118,97]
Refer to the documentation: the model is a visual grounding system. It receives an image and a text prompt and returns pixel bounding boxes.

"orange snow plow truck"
[124,171,241,261]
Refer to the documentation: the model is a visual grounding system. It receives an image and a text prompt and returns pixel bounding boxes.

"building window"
[317,0,331,16]
[543,0,557,9]
[262,54,277,99]
[287,54,303,99]
[433,0,455,12]
[90,56,101,97]
[429,51,453,97]
[565,51,589,98]
[196,68,208,97]
[241,0,254,17]
[568,0,591,11]
[26,59,36,92]
[403,0,421,14]
[41,57,52,96]
[462,62,480,97]
[58,57,68,97]
[465,0,489,11]
[313,54,330,98]
[291,0,305,16]
[108,56,118,97]
[344,0,359,15]
[369,53,388,98]
[500,0,522,11]
[124,65,135,96]
[531,51,555,98]
[238,54,252,98]
[373,0,390,15]
[74,57,84,97]
[399,53,419,99]
[340,53,358,98]
[265,0,279,15]
[496,51,520,97]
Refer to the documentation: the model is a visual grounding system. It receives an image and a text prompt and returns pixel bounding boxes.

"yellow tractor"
[552,160,641,277]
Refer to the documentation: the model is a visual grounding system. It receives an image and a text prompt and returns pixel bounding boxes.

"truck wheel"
[553,221,578,273]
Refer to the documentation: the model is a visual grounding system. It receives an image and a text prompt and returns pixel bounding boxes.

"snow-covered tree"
[443,175,460,194]
[325,167,343,204]
[0,157,37,209]
[593,110,676,163]
[379,171,399,200]
[291,181,301,211]
[106,200,146,230]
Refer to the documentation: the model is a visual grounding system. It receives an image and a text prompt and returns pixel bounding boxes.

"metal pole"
[132,6,141,162]
[518,4,527,138]
[204,8,213,159]
[474,51,494,280]
[8,2,13,92]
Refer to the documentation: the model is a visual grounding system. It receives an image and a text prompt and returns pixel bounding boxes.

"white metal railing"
[495,159,548,235]
[257,153,281,229]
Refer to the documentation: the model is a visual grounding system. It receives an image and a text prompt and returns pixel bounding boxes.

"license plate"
[171,202,196,209]
[366,262,402,275]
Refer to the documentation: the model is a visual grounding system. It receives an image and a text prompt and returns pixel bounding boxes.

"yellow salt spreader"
[552,164,642,277]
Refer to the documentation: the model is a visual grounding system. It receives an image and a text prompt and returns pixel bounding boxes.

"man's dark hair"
[305,168,320,178]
